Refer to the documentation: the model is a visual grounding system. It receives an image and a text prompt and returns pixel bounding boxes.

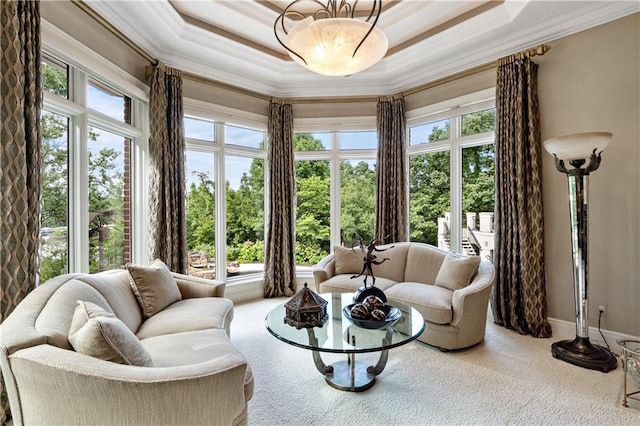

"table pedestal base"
[308,327,391,392]
[326,360,376,391]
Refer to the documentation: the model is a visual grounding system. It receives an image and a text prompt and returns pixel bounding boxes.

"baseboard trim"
[548,316,639,354]
[226,279,263,303]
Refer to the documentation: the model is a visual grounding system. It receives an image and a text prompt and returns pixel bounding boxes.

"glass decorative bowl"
[343,304,402,329]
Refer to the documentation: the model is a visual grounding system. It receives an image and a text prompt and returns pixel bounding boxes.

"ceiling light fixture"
[274,0,388,77]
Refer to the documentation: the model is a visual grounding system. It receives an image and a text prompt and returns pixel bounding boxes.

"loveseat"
[313,242,495,350]
[0,260,253,426]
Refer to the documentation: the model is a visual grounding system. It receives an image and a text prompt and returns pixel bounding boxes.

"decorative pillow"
[434,253,481,292]
[127,259,182,318]
[333,245,364,275]
[68,301,154,367]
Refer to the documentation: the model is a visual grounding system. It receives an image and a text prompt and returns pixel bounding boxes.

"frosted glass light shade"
[543,132,612,160]
[286,17,388,77]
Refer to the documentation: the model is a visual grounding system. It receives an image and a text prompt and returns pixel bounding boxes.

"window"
[88,79,129,123]
[185,124,378,278]
[339,131,377,150]
[408,100,495,257]
[42,53,68,98]
[40,110,69,281]
[295,158,330,265]
[88,127,130,272]
[185,117,266,281]
[185,117,215,140]
[409,150,450,245]
[409,118,450,145]
[340,159,376,243]
[225,124,264,149]
[294,130,377,267]
[40,52,145,280]
[186,150,216,279]
[225,154,264,276]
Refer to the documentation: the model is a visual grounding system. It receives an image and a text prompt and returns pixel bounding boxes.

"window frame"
[407,88,496,253]
[292,122,377,253]
[41,27,149,277]
[184,100,268,284]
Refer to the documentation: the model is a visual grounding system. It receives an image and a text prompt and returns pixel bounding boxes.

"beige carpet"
[231,296,639,426]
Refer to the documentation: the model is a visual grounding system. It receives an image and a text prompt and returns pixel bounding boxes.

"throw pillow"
[68,300,155,367]
[127,259,182,318]
[333,245,364,275]
[434,253,481,292]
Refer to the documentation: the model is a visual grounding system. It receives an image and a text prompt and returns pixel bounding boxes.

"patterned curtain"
[264,100,296,298]
[491,56,552,338]
[375,96,408,243]
[0,0,42,422]
[148,65,187,273]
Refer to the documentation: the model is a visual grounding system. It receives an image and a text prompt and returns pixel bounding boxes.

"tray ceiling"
[84,0,638,98]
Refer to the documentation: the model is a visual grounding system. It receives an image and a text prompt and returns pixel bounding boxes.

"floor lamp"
[543,132,617,373]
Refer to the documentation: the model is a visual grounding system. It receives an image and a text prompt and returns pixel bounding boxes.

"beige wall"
[41,1,148,83]
[43,4,639,335]
[539,13,639,336]
[182,79,270,117]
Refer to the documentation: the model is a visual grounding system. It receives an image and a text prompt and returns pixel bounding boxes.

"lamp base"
[551,336,618,373]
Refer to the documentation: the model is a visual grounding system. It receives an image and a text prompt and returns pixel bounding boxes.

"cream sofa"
[0,265,254,426]
[314,242,495,350]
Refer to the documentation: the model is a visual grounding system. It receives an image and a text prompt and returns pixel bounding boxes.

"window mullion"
[215,123,227,282]
[330,132,341,248]
[450,116,463,254]
[68,68,89,273]
[130,99,148,264]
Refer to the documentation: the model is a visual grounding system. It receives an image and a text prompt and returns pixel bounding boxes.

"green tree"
[227,159,264,247]
[409,151,450,244]
[39,63,69,281]
[88,146,124,272]
[340,160,376,244]
[186,171,216,257]
[462,109,495,136]
[42,61,67,96]
[41,113,67,228]
[40,121,127,278]
[294,134,331,264]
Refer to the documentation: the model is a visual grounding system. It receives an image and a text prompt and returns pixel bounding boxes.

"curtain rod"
[402,44,550,97]
[498,44,551,66]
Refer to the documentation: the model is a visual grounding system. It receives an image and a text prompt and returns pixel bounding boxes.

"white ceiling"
[86,0,638,98]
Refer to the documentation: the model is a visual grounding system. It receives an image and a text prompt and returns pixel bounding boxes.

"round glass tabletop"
[265,292,425,354]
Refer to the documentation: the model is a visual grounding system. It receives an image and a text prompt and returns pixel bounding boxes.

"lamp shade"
[543,132,612,161]
[286,17,388,76]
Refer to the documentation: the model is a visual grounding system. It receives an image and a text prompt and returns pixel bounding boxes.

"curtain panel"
[264,101,296,298]
[0,0,42,422]
[492,56,552,338]
[375,97,408,243]
[148,65,187,273]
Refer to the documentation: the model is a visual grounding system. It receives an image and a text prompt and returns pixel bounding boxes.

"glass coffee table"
[265,292,425,392]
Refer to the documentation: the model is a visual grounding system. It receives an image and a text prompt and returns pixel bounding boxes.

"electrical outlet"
[598,304,607,317]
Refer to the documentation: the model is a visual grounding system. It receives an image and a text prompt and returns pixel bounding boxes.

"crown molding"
[41,19,149,101]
